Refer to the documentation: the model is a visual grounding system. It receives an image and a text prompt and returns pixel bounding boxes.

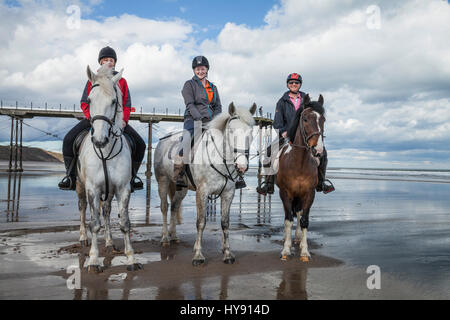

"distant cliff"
[0,145,63,163]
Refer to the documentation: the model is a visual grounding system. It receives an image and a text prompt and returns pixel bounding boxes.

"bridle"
[225,116,251,167]
[89,84,123,139]
[289,107,323,154]
[88,83,125,201]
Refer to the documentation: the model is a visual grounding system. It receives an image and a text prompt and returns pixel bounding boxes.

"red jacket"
[80,72,132,123]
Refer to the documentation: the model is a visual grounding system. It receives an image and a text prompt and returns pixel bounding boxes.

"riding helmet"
[98,46,117,64]
[192,56,210,69]
[287,73,303,84]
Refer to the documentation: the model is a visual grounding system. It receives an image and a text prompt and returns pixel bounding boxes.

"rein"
[89,83,125,202]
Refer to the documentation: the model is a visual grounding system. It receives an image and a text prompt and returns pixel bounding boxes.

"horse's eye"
[112,99,117,104]
[87,98,91,104]
[303,118,308,122]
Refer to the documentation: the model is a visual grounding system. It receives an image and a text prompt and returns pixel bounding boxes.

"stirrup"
[58,176,76,191]
[317,179,335,194]
[322,179,335,194]
[235,176,247,189]
[131,176,144,191]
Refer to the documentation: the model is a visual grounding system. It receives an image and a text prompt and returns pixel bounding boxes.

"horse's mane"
[287,99,325,141]
[94,65,118,99]
[208,107,255,131]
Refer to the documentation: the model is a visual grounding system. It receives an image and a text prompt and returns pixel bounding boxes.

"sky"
[0,0,449,169]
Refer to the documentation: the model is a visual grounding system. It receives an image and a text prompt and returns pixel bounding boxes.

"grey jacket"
[182,76,222,122]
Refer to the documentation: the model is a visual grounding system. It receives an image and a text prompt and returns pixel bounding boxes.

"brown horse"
[276,94,326,262]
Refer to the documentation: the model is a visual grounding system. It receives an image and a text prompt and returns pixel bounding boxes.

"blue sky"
[84,0,278,40]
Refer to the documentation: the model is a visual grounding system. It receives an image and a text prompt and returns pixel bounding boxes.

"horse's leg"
[294,209,304,246]
[169,189,186,243]
[192,189,208,266]
[299,193,315,262]
[158,177,170,246]
[168,182,183,225]
[102,195,117,253]
[77,183,89,247]
[87,190,102,273]
[116,187,142,271]
[280,189,294,261]
[221,190,235,264]
[299,208,311,262]
[177,204,183,225]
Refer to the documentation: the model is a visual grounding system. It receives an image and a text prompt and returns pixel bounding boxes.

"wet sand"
[0,216,446,300]
[1,164,450,300]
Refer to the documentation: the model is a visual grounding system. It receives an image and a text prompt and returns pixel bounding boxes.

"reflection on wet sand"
[276,268,308,300]
[59,235,341,300]
[5,172,22,222]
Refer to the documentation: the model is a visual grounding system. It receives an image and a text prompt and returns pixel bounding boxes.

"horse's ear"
[112,68,124,85]
[303,94,311,105]
[250,103,257,116]
[228,102,236,116]
[87,65,96,83]
[318,94,324,107]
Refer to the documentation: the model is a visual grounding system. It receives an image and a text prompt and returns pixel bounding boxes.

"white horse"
[77,65,142,273]
[154,103,257,265]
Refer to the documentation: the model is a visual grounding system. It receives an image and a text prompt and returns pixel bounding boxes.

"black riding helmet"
[98,46,117,64]
[287,73,303,84]
[192,56,209,69]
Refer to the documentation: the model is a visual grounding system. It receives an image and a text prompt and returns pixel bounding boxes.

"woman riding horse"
[173,56,247,190]
[256,73,335,195]
[58,46,146,191]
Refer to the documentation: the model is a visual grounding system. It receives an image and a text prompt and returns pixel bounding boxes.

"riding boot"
[316,153,335,194]
[58,156,77,191]
[173,155,187,191]
[256,174,275,195]
[131,161,144,192]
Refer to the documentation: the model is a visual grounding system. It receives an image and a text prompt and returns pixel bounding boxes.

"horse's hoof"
[192,259,205,266]
[161,241,170,247]
[224,257,235,265]
[281,255,288,261]
[87,265,103,274]
[300,256,310,263]
[80,240,89,248]
[170,239,180,244]
[127,263,143,272]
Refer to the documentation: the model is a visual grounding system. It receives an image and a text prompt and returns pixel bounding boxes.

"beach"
[1,161,449,300]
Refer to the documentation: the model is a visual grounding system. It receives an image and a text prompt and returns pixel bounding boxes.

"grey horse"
[154,103,257,265]
[77,65,142,273]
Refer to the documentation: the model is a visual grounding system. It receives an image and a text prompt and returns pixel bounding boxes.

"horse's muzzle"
[312,147,322,158]
[92,136,109,149]
[235,163,248,174]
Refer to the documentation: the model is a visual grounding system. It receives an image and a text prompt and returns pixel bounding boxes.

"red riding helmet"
[287,73,303,84]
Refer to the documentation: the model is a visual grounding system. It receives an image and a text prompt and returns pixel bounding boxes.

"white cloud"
[0,0,449,168]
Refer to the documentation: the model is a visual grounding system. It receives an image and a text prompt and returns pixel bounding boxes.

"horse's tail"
[292,197,302,217]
